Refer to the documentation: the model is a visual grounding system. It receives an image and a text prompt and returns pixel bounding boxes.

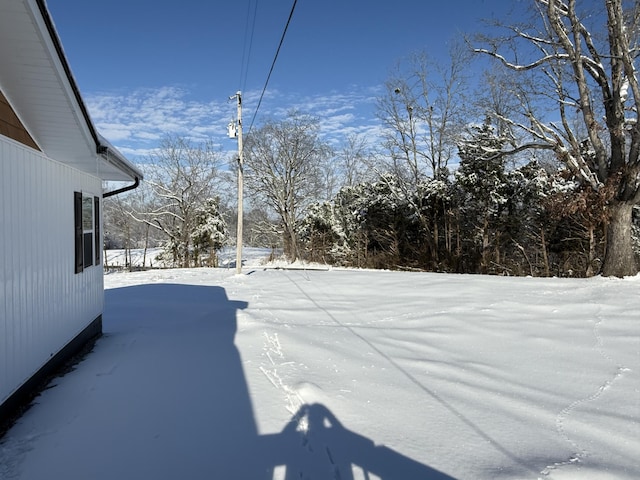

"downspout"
[103,176,140,198]
[98,144,143,198]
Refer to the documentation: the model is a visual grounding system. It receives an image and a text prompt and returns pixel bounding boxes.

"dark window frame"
[74,191,100,274]
[74,191,83,274]
[94,196,100,265]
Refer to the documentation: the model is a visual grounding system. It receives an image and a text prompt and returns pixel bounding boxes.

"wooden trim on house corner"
[0,89,40,151]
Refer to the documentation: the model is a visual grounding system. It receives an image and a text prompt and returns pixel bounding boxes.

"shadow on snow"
[95,283,453,479]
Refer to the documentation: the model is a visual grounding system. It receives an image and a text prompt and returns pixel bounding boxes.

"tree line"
[103,136,228,269]
[105,0,640,277]
[300,120,633,276]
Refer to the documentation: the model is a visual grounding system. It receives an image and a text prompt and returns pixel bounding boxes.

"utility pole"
[229,91,244,274]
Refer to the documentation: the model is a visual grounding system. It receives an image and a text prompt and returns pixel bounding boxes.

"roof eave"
[35,0,144,183]
[97,134,144,182]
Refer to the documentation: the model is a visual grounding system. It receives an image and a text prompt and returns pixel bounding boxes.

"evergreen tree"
[455,120,510,273]
[191,198,227,267]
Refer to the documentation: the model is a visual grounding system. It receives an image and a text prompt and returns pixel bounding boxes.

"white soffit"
[0,0,140,182]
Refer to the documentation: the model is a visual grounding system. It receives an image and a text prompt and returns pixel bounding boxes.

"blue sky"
[47,0,513,160]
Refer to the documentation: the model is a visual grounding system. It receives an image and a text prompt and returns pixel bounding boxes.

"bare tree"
[103,193,136,268]
[243,111,332,261]
[377,43,471,182]
[318,133,377,201]
[473,70,523,151]
[337,133,377,187]
[135,136,223,267]
[475,0,640,276]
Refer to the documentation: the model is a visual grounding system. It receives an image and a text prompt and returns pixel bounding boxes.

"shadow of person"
[260,403,455,479]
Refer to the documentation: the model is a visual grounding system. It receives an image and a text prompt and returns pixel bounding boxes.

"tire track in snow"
[539,306,631,478]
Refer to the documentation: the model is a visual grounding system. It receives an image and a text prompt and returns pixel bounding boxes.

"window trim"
[74,191,83,274]
[74,191,100,274]
[94,196,100,265]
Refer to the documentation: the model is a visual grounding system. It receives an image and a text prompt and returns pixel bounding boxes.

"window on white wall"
[82,195,94,268]
[94,196,101,265]
[74,192,100,273]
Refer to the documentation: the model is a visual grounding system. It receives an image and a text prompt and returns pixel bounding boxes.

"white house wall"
[1,135,103,406]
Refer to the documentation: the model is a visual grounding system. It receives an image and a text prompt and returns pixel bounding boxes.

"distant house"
[0,0,143,423]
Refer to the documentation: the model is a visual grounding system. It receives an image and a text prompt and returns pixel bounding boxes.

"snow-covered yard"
[1,257,639,479]
[103,246,265,270]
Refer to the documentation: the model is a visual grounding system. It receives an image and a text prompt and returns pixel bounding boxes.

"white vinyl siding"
[0,135,103,406]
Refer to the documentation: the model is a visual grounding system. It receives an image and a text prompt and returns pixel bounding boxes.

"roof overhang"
[0,0,142,182]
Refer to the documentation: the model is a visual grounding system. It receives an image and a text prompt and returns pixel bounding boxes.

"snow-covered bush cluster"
[300,123,639,277]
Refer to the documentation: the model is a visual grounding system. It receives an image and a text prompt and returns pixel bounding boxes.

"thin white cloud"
[86,85,386,159]
[86,87,231,159]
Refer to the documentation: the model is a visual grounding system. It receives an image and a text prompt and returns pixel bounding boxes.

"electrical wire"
[239,0,259,93]
[245,0,298,138]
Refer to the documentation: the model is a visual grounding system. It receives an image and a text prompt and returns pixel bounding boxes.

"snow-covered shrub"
[190,197,227,267]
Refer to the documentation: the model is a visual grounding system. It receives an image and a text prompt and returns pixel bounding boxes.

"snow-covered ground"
[102,247,163,269]
[1,252,639,479]
[103,246,282,269]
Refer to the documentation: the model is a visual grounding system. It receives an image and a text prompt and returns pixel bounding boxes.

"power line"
[239,0,259,93]
[246,0,298,137]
